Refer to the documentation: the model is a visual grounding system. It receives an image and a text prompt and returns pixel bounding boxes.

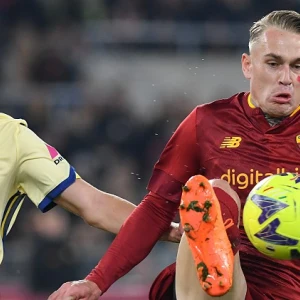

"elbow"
[81,209,119,234]
[76,190,124,234]
[80,208,105,229]
[86,217,105,230]
[78,192,107,229]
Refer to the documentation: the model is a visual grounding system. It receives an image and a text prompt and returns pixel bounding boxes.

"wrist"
[85,273,105,295]
[88,279,103,295]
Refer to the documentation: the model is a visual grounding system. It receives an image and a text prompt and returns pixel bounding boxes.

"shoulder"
[0,113,28,128]
[194,92,247,118]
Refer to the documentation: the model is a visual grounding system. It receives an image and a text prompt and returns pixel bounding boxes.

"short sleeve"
[16,124,76,212]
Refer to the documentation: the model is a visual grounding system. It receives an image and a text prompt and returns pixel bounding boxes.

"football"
[243,172,300,260]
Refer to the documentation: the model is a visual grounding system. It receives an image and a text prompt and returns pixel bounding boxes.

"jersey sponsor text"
[221,167,300,189]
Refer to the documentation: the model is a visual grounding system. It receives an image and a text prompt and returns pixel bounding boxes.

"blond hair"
[249,10,300,51]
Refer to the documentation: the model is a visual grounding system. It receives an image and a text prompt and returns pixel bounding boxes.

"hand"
[160,222,183,243]
[48,279,102,300]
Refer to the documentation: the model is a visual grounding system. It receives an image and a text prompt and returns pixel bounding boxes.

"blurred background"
[0,1,299,299]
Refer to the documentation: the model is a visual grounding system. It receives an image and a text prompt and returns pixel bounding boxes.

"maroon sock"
[213,187,241,254]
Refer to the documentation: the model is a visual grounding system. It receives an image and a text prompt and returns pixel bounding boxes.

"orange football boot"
[179,175,234,297]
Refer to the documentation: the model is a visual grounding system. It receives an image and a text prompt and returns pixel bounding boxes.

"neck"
[263,113,286,127]
[249,96,286,126]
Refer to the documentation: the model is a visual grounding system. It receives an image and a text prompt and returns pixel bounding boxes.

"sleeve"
[147,107,202,203]
[86,192,179,293]
[15,124,77,212]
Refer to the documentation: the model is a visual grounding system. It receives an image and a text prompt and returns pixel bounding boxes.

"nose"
[279,65,292,86]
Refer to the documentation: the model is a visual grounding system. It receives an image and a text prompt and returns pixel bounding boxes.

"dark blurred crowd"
[0,0,300,297]
[1,0,299,26]
[1,0,300,58]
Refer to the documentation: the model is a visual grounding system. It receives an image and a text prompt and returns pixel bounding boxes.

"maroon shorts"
[149,262,268,300]
[244,283,270,300]
[149,262,176,300]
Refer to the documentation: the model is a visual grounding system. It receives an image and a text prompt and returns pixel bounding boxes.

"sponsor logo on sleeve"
[45,144,64,165]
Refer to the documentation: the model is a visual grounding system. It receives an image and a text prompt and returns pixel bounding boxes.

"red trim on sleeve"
[85,192,178,293]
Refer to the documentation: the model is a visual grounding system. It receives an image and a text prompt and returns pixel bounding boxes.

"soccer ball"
[243,172,300,260]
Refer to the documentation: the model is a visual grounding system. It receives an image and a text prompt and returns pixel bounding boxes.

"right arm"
[87,107,202,294]
[86,191,179,292]
[54,179,136,235]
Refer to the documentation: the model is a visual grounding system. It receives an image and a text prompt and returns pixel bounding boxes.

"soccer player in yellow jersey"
[0,113,181,297]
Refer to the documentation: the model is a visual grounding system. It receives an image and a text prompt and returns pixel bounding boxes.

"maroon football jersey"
[148,92,300,299]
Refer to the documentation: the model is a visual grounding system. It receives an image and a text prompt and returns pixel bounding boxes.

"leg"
[175,179,247,300]
[176,235,246,300]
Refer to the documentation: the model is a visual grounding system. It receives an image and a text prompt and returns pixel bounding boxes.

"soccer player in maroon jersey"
[50,10,300,300]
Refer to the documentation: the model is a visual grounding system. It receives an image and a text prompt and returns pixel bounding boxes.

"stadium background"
[0,1,298,299]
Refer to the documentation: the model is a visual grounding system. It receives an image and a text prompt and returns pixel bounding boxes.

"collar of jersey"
[247,94,300,117]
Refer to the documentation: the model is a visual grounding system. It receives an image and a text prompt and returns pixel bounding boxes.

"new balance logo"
[220,137,242,148]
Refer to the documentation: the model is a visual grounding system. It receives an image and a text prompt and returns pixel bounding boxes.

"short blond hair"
[249,10,300,51]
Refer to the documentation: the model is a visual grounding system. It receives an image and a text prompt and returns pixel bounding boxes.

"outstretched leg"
[176,178,247,300]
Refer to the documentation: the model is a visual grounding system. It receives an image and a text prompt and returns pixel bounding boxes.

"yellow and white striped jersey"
[0,113,77,264]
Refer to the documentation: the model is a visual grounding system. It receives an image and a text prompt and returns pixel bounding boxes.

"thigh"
[175,233,247,300]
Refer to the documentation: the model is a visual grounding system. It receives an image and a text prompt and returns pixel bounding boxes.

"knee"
[209,178,231,190]
[209,179,241,214]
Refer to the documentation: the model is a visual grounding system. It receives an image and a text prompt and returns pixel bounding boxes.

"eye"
[292,64,300,73]
[267,62,279,68]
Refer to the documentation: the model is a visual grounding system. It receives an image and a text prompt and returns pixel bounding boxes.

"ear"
[241,53,252,79]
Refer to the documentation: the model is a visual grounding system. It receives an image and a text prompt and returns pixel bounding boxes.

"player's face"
[242,27,300,117]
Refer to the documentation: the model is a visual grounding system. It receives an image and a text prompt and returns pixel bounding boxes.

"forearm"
[55,179,136,234]
[84,191,137,234]
[86,192,178,294]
